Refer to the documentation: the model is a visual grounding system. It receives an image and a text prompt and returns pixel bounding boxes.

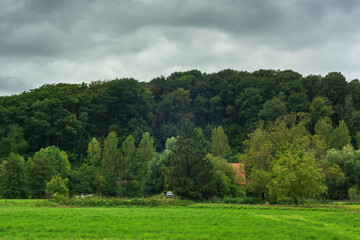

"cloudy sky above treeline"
[1,0,360,95]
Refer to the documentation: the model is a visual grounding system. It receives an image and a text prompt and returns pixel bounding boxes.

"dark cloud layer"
[1,0,359,95]
[0,75,32,96]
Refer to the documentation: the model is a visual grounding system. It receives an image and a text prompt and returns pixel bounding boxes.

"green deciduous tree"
[136,132,155,190]
[315,117,333,147]
[117,135,137,197]
[331,120,351,150]
[206,154,237,197]
[86,137,102,166]
[241,125,274,173]
[143,137,177,196]
[101,131,119,196]
[246,169,271,199]
[46,174,69,197]
[323,147,360,199]
[348,187,360,201]
[310,97,334,124]
[242,113,326,175]
[268,145,327,204]
[318,72,348,122]
[27,146,70,198]
[258,96,287,122]
[0,153,28,198]
[69,164,101,195]
[211,126,232,160]
[156,88,192,125]
[8,125,28,155]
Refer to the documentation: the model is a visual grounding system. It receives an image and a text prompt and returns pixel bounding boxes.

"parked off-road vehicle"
[166,191,174,199]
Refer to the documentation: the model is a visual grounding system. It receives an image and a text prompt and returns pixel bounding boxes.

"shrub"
[46,175,69,197]
[348,187,360,201]
[51,196,194,207]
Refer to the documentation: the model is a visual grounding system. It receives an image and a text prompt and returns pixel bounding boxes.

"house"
[228,163,246,184]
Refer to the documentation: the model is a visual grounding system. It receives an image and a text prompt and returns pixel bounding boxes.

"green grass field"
[1,200,360,239]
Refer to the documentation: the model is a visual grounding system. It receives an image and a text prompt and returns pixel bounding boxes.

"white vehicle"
[166,191,174,199]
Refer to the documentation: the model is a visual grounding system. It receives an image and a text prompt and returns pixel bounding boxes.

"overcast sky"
[1,0,360,96]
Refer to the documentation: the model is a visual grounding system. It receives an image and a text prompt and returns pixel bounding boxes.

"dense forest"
[0,69,360,202]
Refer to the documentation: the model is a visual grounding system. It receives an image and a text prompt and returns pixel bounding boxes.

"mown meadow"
[0,200,359,239]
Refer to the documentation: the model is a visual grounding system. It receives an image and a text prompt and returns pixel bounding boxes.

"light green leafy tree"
[136,132,155,193]
[206,154,237,197]
[86,137,102,166]
[323,147,360,199]
[310,97,334,124]
[143,137,177,196]
[101,131,119,196]
[246,169,271,199]
[331,120,351,150]
[27,146,70,197]
[268,145,327,204]
[117,135,137,197]
[315,117,333,147]
[348,187,360,201]
[243,113,326,175]
[211,126,232,160]
[46,174,69,197]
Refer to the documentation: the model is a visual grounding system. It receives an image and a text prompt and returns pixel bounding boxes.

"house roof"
[228,163,246,184]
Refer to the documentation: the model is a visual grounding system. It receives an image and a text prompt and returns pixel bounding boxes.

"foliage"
[348,187,360,201]
[323,147,360,199]
[268,145,327,204]
[0,153,28,198]
[246,169,271,199]
[51,196,195,207]
[309,97,334,124]
[27,146,70,197]
[331,120,351,150]
[69,164,101,195]
[136,132,156,194]
[242,113,326,175]
[0,69,359,200]
[210,126,232,159]
[117,134,137,197]
[314,117,333,147]
[143,137,177,196]
[101,131,119,196]
[258,96,287,122]
[46,174,69,197]
[8,125,28,155]
[86,137,102,166]
[165,121,217,200]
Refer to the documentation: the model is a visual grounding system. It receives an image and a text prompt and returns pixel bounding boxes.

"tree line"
[0,69,360,201]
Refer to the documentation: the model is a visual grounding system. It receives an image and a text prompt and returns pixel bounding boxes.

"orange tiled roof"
[228,163,246,184]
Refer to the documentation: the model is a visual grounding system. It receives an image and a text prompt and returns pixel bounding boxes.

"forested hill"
[1,69,359,158]
[1,68,360,201]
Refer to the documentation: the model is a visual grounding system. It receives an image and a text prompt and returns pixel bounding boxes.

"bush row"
[51,195,194,207]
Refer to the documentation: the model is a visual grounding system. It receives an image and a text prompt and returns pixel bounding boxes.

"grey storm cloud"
[0,75,32,96]
[0,0,360,95]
